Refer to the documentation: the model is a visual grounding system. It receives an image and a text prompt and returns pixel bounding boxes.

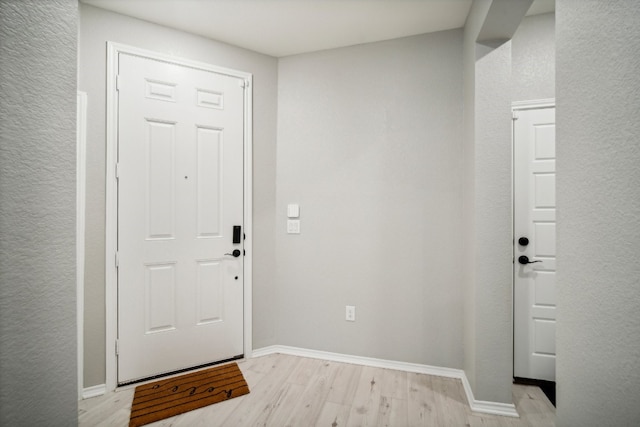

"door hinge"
[512,111,519,120]
[239,79,245,88]
[115,340,119,356]
[115,163,120,179]
[116,75,121,91]
[115,251,119,268]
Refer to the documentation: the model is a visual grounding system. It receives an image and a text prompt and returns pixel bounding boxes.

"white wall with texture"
[275,30,465,368]
[556,0,640,424]
[0,0,78,424]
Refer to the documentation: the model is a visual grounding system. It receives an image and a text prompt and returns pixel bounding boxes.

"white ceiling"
[80,0,554,58]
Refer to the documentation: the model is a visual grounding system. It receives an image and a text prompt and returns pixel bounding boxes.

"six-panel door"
[117,53,244,384]
[514,107,556,382]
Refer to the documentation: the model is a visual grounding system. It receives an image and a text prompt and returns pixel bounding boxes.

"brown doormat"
[128,362,250,427]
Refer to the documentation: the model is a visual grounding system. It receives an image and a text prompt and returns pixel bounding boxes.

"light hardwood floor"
[78,353,555,426]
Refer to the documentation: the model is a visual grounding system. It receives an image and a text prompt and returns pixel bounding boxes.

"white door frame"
[105,42,253,391]
[77,91,87,399]
[511,98,555,377]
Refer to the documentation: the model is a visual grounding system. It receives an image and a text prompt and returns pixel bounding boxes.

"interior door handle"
[518,255,541,265]
[225,249,242,258]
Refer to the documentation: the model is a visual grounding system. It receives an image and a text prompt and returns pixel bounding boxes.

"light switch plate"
[287,204,300,218]
[287,219,300,234]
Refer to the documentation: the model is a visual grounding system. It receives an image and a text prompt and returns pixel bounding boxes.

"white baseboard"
[82,384,106,400]
[251,345,519,418]
[252,345,463,378]
[460,375,519,417]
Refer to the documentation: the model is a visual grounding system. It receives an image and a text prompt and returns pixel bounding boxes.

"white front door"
[117,52,245,384]
[513,106,556,382]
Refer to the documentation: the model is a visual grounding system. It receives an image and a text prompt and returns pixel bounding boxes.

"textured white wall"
[78,4,278,387]
[0,0,78,424]
[463,0,515,404]
[275,31,464,367]
[556,0,640,424]
[512,13,555,102]
[462,0,492,395]
[462,0,543,405]
[473,41,514,403]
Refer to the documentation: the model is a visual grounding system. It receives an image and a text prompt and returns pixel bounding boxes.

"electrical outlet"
[346,305,356,322]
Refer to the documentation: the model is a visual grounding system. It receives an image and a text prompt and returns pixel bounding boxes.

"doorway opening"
[512,99,556,406]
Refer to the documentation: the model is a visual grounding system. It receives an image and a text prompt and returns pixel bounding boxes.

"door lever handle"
[518,255,541,265]
[225,249,242,258]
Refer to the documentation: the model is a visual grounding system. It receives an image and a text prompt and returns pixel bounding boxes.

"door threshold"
[513,376,555,407]
[118,354,244,388]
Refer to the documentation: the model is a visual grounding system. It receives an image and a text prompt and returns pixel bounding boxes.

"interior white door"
[513,106,556,382]
[117,53,245,384]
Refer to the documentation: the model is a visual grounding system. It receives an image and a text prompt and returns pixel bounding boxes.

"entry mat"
[129,362,250,427]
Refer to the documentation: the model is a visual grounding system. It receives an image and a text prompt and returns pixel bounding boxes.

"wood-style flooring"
[78,353,555,426]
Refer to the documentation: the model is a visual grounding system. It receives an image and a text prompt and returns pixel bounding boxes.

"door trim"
[105,42,253,391]
[77,91,87,399]
[512,98,555,111]
[511,98,555,378]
